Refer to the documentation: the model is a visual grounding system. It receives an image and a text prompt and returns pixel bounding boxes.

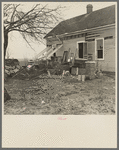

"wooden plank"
[85,38,95,42]
[104,36,113,40]
[85,35,100,40]
[86,34,100,38]
[62,51,66,62]
[87,31,103,35]
[47,45,63,59]
[36,47,50,59]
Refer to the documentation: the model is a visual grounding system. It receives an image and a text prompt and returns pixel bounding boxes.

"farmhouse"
[37,4,116,72]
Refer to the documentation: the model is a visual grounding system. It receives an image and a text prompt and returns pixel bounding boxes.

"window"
[96,38,104,60]
[77,42,87,59]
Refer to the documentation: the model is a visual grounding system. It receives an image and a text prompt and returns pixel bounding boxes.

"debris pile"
[12,64,48,80]
[5,59,21,80]
[95,69,103,78]
[47,62,70,75]
[4,58,104,82]
[4,59,48,80]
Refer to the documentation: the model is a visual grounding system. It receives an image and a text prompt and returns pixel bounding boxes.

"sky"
[4,2,116,60]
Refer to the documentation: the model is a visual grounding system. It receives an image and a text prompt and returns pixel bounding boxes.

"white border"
[2,2,117,148]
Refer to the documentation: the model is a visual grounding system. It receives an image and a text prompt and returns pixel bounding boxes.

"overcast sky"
[4,2,116,60]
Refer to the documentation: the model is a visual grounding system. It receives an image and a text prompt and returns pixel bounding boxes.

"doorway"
[78,43,83,58]
[78,42,87,59]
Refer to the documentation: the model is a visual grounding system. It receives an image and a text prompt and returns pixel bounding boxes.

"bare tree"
[3,3,63,102]
[6,48,12,59]
[3,3,63,58]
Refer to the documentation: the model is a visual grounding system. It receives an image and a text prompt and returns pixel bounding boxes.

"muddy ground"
[4,73,115,115]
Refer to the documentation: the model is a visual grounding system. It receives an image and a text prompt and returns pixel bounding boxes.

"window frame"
[77,41,88,60]
[95,38,104,60]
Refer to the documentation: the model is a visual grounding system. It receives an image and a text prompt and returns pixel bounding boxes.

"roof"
[45,5,115,38]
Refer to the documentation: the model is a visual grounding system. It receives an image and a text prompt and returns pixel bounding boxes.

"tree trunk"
[4,87,11,102]
[4,28,11,102]
[4,29,8,58]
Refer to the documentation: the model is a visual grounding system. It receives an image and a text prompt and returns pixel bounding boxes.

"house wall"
[94,27,115,72]
[56,37,85,57]
[46,26,115,72]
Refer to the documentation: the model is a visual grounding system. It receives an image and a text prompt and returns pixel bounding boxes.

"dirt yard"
[4,73,116,115]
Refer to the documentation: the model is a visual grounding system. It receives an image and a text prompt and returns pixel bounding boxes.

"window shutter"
[83,43,87,59]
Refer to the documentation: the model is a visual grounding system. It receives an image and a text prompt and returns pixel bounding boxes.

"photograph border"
[1,0,118,149]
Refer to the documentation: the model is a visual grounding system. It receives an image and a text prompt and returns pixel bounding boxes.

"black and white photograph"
[2,1,117,148]
[3,1,116,115]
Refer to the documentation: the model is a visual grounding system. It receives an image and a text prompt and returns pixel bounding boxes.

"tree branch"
[4,3,64,51]
[11,4,20,22]
[10,28,47,34]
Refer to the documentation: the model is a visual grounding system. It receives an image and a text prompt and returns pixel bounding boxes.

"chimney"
[87,4,93,14]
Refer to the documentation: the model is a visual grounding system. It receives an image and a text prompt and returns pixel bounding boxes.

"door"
[78,42,87,59]
[78,43,83,58]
